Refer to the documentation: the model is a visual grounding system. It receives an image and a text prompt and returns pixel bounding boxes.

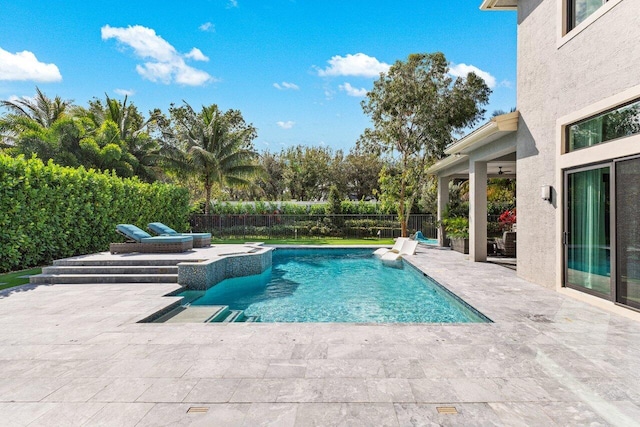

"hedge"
[0,155,190,272]
[206,200,387,215]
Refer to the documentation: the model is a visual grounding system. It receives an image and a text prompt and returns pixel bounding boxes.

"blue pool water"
[186,248,489,323]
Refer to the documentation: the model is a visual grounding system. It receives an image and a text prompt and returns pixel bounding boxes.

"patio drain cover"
[436,406,458,414]
[187,407,209,414]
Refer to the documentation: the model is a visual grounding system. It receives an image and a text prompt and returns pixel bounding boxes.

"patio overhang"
[480,0,518,11]
[429,111,519,263]
[428,111,519,178]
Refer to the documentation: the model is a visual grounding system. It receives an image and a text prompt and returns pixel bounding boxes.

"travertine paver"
[1,247,640,425]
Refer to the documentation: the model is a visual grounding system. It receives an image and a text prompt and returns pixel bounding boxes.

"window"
[567,98,640,152]
[568,0,608,31]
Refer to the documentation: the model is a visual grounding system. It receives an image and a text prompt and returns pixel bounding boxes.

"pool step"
[161,305,229,323]
[152,305,254,323]
[220,310,245,323]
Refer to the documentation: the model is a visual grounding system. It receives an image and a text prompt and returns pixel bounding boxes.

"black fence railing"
[190,214,438,240]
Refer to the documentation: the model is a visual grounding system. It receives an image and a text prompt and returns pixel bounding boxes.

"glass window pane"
[567,167,611,296]
[572,0,606,28]
[616,158,640,309]
[568,99,640,151]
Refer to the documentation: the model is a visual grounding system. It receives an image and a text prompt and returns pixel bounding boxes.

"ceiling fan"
[498,166,512,175]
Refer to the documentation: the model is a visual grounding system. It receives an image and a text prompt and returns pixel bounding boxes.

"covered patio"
[427,111,518,262]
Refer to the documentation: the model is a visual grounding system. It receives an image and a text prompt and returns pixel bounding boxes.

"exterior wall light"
[541,185,552,202]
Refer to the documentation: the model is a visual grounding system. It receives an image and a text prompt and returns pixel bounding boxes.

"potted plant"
[498,208,516,232]
[441,217,469,254]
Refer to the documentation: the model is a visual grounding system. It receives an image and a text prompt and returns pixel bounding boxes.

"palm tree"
[164,102,263,214]
[1,87,71,128]
[72,95,162,181]
[0,87,72,146]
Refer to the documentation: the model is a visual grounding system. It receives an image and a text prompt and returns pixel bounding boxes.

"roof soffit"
[480,0,518,11]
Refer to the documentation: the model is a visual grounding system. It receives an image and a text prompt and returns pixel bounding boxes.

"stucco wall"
[516,0,640,288]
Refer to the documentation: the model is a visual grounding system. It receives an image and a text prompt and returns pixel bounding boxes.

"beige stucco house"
[429,0,640,314]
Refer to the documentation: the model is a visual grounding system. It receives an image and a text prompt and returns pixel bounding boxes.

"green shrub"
[441,217,469,239]
[0,154,190,272]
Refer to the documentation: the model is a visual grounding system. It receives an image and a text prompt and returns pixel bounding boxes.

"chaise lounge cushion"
[140,235,193,244]
[116,224,153,242]
[148,222,211,239]
[147,222,211,248]
[117,224,193,244]
[111,224,194,254]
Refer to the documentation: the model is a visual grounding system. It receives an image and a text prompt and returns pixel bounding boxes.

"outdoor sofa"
[110,224,193,254]
[495,231,516,257]
[147,222,211,248]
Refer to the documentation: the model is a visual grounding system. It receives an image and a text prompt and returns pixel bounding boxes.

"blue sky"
[0,0,516,152]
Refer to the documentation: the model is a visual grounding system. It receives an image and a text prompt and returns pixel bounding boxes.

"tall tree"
[281,145,333,201]
[359,52,490,236]
[345,147,384,200]
[256,150,286,200]
[162,102,262,213]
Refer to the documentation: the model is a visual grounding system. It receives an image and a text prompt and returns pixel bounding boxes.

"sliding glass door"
[565,166,611,297]
[616,157,640,309]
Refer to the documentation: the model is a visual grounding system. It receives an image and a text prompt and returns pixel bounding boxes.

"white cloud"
[448,63,496,89]
[7,95,24,103]
[185,48,209,62]
[114,88,135,96]
[499,79,513,89]
[227,0,238,8]
[276,120,295,129]
[199,22,215,32]
[318,53,390,78]
[273,81,299,90]
[339,82,367,97]
[101,25,214,86]
[0,47,62,82]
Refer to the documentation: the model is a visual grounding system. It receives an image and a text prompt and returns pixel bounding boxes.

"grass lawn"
[210,238,395,245]
[0,267,42,291]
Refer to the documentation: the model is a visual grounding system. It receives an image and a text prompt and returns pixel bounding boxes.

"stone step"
[30,273,178,285]
[243,316,260,322]
[53,258,199,267]
[42,265,178,275]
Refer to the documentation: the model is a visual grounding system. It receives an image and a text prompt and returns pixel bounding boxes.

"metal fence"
[190,214,438,240]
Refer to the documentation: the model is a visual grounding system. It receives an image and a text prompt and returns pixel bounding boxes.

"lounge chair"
[380,239,419,262]
[110,224,193,254]
[148,222,211,248]
[373,237,409,257]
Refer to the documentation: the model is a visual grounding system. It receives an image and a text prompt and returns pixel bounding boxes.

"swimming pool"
[183,248,489,323]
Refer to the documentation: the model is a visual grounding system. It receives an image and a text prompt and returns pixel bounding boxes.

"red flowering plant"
[498,208,516,231]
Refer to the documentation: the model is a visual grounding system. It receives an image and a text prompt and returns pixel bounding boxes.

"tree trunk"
[399,156,408,237]
[204,183,212,215]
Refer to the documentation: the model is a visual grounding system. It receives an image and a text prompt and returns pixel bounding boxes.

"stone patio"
[1,246,640,426]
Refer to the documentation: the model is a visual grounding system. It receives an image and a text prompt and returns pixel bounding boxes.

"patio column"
[437,176,450,246]
[469,160,487,262]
